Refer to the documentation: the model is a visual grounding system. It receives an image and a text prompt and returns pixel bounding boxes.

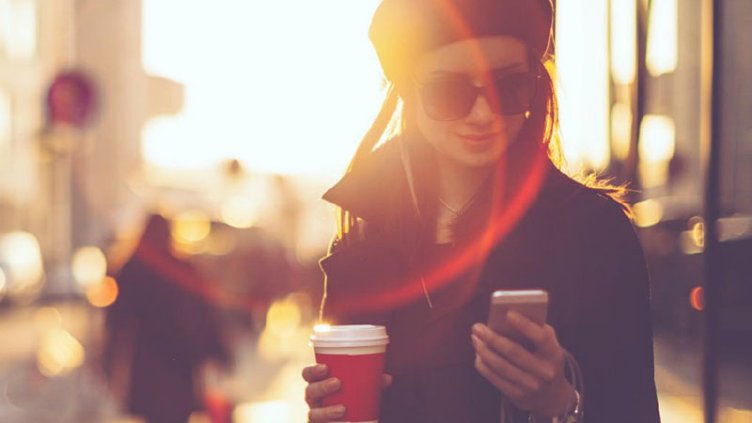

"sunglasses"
[415,70,541,121]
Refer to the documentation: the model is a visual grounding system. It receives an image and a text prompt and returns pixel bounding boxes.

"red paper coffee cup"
[310,325,389,423]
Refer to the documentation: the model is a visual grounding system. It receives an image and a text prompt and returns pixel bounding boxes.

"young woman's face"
[412,36,531,169]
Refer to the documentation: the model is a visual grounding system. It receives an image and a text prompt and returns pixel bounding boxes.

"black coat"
[103,219,227,423]
[319,141,660,422]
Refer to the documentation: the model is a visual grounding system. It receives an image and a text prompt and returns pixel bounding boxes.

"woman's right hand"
[302,363,393,423]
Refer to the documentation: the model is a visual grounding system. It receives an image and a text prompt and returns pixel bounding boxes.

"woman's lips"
[459,132,501,141]
[455,131,503,150]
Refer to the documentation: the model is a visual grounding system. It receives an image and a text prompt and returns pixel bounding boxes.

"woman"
[302,0,660,421]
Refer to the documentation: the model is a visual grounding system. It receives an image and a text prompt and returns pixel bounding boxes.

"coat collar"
[322,139,408,224]
[322,138,586,225]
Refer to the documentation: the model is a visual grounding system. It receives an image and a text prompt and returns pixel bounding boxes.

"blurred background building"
[0,0,749,422]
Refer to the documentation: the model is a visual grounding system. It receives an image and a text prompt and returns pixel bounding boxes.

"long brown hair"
[336,51,627,241]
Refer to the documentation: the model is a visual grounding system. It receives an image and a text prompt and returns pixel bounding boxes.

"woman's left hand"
[471,311,575,418]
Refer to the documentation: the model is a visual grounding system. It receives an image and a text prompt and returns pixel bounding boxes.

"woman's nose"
[464,92,498,125]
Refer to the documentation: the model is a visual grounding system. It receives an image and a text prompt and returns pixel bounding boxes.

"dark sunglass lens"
[421,79,477,120]
[494,73,537,115]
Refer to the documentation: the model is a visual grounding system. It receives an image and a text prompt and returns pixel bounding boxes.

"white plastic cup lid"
[310,324,389,348]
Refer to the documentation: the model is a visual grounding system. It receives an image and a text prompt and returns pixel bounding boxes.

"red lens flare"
[328,145,550,316]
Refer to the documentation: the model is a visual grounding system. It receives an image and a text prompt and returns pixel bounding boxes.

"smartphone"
[487,289,549,351]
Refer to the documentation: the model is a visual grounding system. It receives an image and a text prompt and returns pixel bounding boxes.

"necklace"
[438,197,463,216]
[438,186,483,217]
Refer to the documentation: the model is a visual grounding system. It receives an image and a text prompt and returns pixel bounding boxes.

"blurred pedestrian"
[302,0,660,422]
[103,214,229,423]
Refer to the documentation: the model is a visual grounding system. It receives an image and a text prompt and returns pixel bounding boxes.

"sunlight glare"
[221,196,256,229]
[313,323,331,333]
[556,0,610,172]
[234,401,293,423]
[0,0,37,60]
[639,115,675,162]
[37,328,85,377]
[171,210,212,244]
[0,267,5,298]
[0,231,44,291]
[86,276,119,308]
[611,102,632,161]
[610,0,636,85]
[142,0,384,177]
[690,217,705,248]
[639,114,675,187]
[633,199,663,228]
[266,299,302,338]
[646,0,678,76]
[71,246,107,289]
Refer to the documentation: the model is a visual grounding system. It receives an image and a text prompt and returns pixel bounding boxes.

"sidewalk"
[654,333,752,422]
[2,301,751,422]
